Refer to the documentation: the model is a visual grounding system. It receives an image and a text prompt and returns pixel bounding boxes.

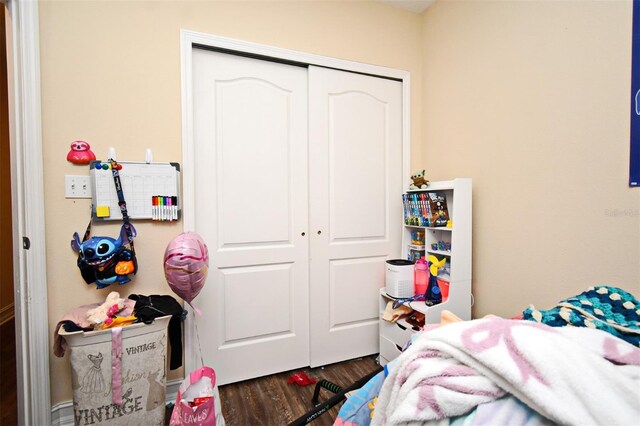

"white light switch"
[65,175,92,198]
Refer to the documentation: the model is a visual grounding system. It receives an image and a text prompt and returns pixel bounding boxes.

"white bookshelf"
[379,178,472,364]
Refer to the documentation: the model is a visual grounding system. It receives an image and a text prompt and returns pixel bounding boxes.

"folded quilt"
[372,317,640,426]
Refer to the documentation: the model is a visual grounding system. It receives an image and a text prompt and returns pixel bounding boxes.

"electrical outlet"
[65,175,92,198]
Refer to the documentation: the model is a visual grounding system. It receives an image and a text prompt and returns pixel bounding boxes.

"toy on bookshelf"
[425,255,446,306]
[411,229,425,245]
[432,241,451,251]
[408,244,425,262]
[409,170,429,190]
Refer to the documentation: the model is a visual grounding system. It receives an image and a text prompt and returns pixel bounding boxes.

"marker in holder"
[152,195,179,221]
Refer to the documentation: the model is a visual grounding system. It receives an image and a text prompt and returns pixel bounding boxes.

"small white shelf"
[379,288,441,317]
[397,179,472,320]
[395,316,421,332]
[406,179,456,192]
[382,178,472,365]
[405,225,453,232]
[427,249,451,257]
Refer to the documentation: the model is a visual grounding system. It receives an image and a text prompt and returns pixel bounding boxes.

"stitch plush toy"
[71,223,137,289]
[409,170,429,190]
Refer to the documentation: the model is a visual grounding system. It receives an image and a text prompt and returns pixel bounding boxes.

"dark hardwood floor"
[218,355,380,425]
[0,317,17,426]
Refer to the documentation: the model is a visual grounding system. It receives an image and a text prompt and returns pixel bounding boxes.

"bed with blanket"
[334,286,640,426]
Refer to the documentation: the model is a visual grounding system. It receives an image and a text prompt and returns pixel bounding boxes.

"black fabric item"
[77,257,96,285]
[61,320,93,333]
[128,294,186,370]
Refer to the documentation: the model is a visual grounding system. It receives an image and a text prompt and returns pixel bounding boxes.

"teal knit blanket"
[522,286,640,347]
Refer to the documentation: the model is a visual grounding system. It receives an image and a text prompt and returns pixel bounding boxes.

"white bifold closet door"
[308,66,402,367]
[192,49,310,385]
[192,48,402,385]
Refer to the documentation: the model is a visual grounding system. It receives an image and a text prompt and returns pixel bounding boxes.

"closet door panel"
[330,92,387,240]
[309,66,403,366]
[222,264,294,340]
[329,257,387,325]
[218,79,292,245]
[192,48,309,385]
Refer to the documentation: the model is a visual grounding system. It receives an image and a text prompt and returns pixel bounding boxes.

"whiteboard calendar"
[90,161,181,220]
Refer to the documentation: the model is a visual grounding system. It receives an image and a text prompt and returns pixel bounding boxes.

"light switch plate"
[65,175,92,198]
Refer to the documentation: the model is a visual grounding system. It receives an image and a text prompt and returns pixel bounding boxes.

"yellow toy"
[428,255,446,276]
[425,255,446,306]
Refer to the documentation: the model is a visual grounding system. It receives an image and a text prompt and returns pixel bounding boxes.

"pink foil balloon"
[164,232,209,304]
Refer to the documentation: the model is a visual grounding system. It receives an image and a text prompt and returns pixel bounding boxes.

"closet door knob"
[301,232,306,236]
[317,230,322,235]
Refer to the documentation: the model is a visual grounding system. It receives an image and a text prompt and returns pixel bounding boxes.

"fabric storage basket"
[59,316,171,426]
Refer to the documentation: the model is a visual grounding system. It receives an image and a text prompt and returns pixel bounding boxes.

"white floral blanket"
[372,318,640,425]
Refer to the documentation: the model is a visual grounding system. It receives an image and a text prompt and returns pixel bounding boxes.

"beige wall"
[39,0,422,406]
[421,0,640,318]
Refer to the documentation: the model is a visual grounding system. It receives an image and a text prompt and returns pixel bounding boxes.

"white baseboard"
[51,379,181,426]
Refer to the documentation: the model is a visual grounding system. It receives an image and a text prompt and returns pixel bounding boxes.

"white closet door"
[308,66,403,366]
[192,49,309,385]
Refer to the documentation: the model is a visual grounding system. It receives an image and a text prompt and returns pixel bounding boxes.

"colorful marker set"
[152,195,178,221]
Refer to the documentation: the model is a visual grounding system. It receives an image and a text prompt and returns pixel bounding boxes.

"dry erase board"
[90,161,181,220]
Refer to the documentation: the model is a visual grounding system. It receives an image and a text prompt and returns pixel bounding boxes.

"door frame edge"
[6,0,51,424]
[179,29,411,375]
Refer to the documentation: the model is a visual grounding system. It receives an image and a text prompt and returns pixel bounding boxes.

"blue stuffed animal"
[71,224,137,288]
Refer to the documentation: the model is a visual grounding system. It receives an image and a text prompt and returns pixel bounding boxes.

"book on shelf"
[403,191,449,227]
